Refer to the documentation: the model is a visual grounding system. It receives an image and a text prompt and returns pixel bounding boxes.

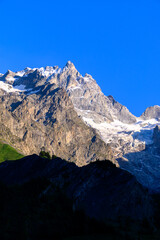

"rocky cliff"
[0,78,113,166]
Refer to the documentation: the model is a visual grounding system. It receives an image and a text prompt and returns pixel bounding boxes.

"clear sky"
[0,0,160,116]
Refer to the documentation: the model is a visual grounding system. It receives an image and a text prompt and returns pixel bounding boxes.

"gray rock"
[141,105,160,120]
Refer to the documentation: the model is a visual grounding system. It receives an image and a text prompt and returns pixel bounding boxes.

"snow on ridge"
[0,65,63,94]
[83,77,91,82]
[83,117,160,135]
[38,66,61,79]
[6,76,16,82]
[0,81,31,93]
[0,81,12,92]
[15,70,31,77]
[68,86,82,91]
[82,117,160,154]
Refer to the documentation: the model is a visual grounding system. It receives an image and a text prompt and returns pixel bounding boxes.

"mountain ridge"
[1,61,159,119]
[0,61,160,190]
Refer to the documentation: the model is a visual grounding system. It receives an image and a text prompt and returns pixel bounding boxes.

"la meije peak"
[0,61,160,191]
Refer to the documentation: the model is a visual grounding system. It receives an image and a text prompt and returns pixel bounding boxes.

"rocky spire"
[65,61,75,69]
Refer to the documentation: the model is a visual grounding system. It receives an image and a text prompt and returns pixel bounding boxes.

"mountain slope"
[0,142,24,162]
[0,154,153,224]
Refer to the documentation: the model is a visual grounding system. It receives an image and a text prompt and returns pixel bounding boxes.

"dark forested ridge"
[0,155,160,239]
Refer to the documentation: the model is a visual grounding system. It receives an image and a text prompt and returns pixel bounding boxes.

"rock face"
[0,80,113,166]
[141,105,160,120]
[51,61,137,124]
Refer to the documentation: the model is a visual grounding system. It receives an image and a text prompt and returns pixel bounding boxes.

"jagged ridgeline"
[0,61,160,191]
[0,63,115,166]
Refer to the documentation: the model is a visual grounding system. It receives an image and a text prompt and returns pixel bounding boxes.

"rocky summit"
[0,61,160,190]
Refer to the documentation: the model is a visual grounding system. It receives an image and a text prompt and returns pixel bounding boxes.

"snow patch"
[68,86,82,91]
[83,77,92,82]
[0,81,31,93]
[14,84,27,91]
[6,76,16,82]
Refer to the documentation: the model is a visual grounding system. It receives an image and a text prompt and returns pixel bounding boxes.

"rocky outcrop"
[141,105,160,120]
[108,95,136,123]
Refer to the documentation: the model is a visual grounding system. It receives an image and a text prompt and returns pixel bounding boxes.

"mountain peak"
[24,67,32,71]
[141,105,160,120]
[65,61,75,69]
[7,69,12,73]
[4,69,14,76]
[61,61,78,75]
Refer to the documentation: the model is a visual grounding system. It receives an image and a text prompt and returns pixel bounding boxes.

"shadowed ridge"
[0,153,155,240]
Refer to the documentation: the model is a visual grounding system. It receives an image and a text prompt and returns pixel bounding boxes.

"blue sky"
[0,0,160,116]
